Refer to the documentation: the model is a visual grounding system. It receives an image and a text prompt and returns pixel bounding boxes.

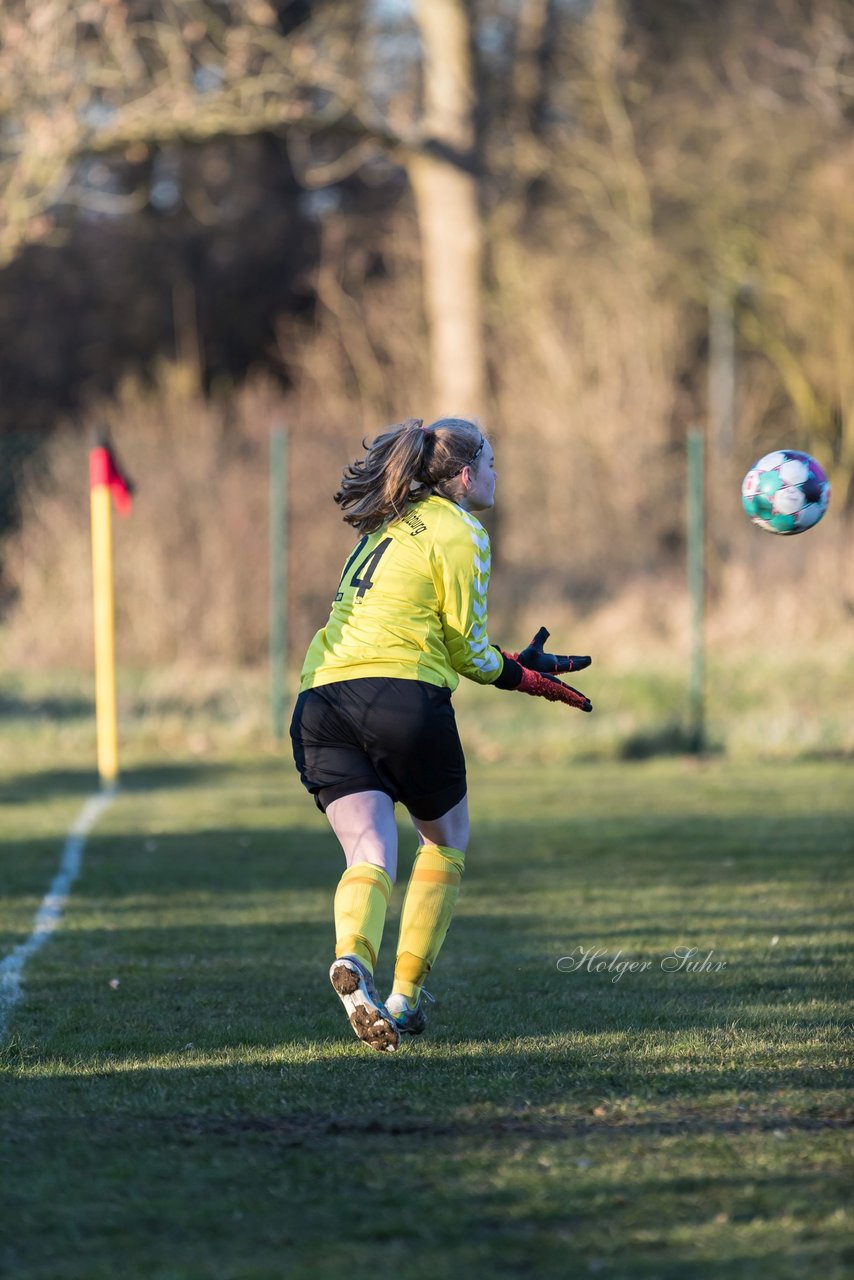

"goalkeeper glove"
[497,625,593,713]
[515,626,591,676]
[514,665,592,712]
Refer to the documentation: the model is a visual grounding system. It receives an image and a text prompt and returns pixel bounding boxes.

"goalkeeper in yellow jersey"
[290,416,593,1051]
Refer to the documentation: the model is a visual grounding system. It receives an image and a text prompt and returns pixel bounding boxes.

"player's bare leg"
[324,790,400,1051]
[410,793,470,854]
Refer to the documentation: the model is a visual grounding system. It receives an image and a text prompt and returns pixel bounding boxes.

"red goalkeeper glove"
[514,665,593,712]
[500,626,592,712]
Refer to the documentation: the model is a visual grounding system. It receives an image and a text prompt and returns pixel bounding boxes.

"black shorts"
[290,677,467,821]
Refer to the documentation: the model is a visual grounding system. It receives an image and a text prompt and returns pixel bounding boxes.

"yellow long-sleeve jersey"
[299,494,506,692]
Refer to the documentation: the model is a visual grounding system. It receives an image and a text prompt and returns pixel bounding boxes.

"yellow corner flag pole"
[89,443,133,791]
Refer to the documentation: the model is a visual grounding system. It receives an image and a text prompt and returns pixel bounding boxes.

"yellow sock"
[333,863,393,973]
[393,844,465,1001]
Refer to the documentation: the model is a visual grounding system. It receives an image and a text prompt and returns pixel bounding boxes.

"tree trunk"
[512,0,554,135]
[410,0,485,420]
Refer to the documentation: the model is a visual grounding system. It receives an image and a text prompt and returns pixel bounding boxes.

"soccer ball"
[741,450,830,535]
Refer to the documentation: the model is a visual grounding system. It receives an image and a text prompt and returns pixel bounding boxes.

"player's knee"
[447,817,470,855]
[346,852,397,884]
[431,844,465,877]
[421,814,469,854]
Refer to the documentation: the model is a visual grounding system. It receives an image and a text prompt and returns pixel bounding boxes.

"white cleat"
[329,956,400,1053]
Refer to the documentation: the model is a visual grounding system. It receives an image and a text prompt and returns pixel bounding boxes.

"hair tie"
[419,424,431,436]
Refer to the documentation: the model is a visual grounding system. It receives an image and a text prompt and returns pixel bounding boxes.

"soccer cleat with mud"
[385,989,435,1036]
[329,956,400,1053]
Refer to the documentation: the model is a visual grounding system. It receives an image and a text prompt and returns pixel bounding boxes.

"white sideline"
[0,788,117,1038]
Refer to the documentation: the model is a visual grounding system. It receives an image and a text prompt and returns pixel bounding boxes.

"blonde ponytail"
[334,416,485,534]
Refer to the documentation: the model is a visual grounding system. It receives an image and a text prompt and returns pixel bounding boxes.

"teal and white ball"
[741,450,830,535]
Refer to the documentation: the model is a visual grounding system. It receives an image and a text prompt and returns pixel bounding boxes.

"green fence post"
[270,426,288,741]
[687,427,705,754]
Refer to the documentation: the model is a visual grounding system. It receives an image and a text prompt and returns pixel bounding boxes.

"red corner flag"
[89,443,134,515]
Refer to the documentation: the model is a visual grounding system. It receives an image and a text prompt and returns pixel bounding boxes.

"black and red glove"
[497,626,593,712]
[513,665,592,712]
[516,626,591,677]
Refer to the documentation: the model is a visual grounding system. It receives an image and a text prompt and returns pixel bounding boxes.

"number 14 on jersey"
[334,537,392,602]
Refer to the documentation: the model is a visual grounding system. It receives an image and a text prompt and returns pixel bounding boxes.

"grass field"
[1,678,852,1279]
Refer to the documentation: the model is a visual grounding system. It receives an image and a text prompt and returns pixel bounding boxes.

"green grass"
[1,693,852,1280]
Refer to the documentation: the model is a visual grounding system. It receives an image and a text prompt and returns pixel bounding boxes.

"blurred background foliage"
[0,0,852,682]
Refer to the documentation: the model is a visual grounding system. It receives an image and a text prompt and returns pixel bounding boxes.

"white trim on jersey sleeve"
[433,507,501,683]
